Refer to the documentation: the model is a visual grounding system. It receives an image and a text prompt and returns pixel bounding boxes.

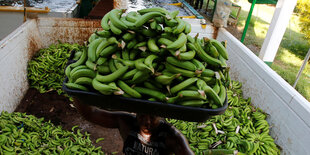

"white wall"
[217,28,310,155]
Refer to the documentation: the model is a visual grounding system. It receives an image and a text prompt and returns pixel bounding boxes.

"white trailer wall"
[0,18,309,154]
[217,28,310,154]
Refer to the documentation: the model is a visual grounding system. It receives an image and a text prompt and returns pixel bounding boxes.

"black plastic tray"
[62,51,228,122]
[63,80,227,122]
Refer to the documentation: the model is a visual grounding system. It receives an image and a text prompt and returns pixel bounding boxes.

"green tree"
[297,0,310,43]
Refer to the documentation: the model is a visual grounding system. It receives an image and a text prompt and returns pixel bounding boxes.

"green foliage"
[297,0,310,43]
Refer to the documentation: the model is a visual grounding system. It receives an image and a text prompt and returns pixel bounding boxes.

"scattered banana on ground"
[166,81,280,155]
[28,43,83,98]
[64,8,230,109]
[0,111,105,154]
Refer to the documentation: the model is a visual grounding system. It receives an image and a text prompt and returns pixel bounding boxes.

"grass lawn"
[201,0,310,101]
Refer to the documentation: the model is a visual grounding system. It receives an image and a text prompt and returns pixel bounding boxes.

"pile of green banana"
[65,8,230,108]
[0,111,105,154]
[167,81,280,155]
[28,43,83,95]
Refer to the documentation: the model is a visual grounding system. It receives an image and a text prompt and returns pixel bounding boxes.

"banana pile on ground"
[64,8,229,108]
[167,81,280,155]
[28,43,82,95]
[0,111,105,154]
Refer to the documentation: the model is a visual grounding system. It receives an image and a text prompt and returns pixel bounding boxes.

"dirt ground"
[225,25,261,55]
[15,88,124,154]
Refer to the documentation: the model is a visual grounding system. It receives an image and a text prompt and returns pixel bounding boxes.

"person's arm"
[166,126,194,155]
[73,98,133,128]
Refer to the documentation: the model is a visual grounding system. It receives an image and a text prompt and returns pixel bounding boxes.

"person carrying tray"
[73,100,194,155]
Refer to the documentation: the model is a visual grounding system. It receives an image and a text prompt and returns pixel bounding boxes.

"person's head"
[136,114,162,134]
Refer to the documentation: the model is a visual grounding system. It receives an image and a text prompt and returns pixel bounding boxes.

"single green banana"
[96,37,118,57]
[137,7,169,15]
[100,44,119,57]
[74,77,93,86]
[65,83,89,91]
[96,57,108,65]
[165,63,196,77]
[135,12,164,27]
[194,39,222,66]
[133,87,166,101]
[71,68,96,82]
[164,27,173,33]
[167,33,187,50]
[173,17,186,34]
[167,57,197,71]
[165,18,178,27]
[88,33,98,43]
[117,80,142,98]
[197,79,222,106]
[192,59,205,71]
[206,42,219,58]
[219,55,227,68]
[210,39,229,60]
[122,32,136,42]
[126,11,139,22]
[187,35,195,43]
[92,78,118,93]
[201,69,215,77]
[213,80,220,94]
[178,100,205,107]
[95,30,111,38]
[158,38,173,46]
[121,69,138,80]
[127,39,137,49]
[96,65,128,83]
[169,10,179,19]
[184,21,191,34]
[110,22,122,35]
[69,65,89,79]
[171,77,198,94]
[140,28,157,37]
[120,16,136,29]
[70,48,87,68]
[147,38,160,53]
[143,81,161,91]
[155,73,181,85]
[177,90,206,100]
[150,20,157,30]
[112,54,135,68]
[97,65,111,74]
[178,50,196,60]
[109,9,128,30]
[85,60,97,71]
[135,58,153,73]
[144,54,158,71]
[132,70,150,84]
[101,12,110,30]
[108,58,117,72]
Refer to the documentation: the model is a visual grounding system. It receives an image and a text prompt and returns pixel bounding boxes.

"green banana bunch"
[64,8,231,108]
[0,111,105,154]
[166,80,280,154]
